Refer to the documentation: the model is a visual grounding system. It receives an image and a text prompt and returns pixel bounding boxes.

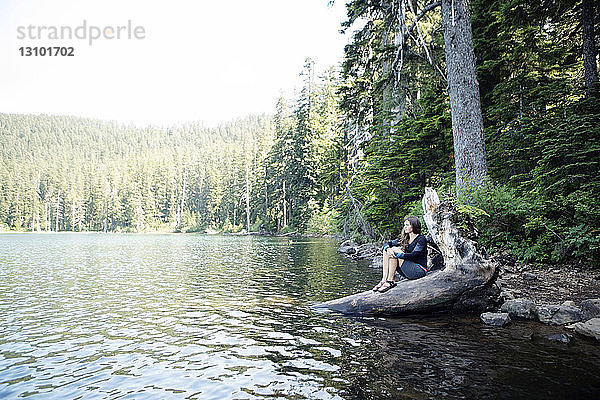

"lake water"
[1,233,599,399]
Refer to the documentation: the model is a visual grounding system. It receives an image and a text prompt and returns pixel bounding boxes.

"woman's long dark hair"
[400,216,422,250]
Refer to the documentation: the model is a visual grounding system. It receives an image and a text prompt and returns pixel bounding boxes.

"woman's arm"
[394,236,426,260]
[382,238,400,251]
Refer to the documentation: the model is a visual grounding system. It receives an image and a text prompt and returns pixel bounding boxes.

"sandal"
[373,280,386,292]
[377,280,397,293]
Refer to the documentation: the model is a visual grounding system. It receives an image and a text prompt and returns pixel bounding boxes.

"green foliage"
[336,0,599,266]
[305,200,339,235]
[265,61,345,233]
[457,183,530,253]
[0,66,345,236]
[344,78,453,239]
[459,174,600,264]
[351,232,370,245]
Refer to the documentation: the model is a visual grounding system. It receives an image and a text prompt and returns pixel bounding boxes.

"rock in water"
[369,257,383,269]
[338,244,356,255]
[580,299,600,321]
[545,334,570,344]
[572,318,600,340]
[501,298,537,320]
[480,312,511,327]
[499,290,515,301]
[535,305,582,325]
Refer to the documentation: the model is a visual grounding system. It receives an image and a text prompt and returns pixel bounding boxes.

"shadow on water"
[0,233,598,399]
[332,315,600,399]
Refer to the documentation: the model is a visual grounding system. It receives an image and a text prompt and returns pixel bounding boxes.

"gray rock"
[369,257,383,269]
[545,334,570,344]
[522,272,538,280]
[501,298,536,319]
[535,304,582,325]
[580,299,600,321]
[562,300,576,307]
[355,243,379,259]
[572,318,600,340]
[499,290,515,301]
[480,312,511,327]
[338,245,356,255]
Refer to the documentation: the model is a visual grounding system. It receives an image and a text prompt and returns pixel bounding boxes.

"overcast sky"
[0,0,349,127]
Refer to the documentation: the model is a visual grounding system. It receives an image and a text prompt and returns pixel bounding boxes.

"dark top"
[397,234,427,268]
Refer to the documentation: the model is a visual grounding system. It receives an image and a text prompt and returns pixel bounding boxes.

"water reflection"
[0,233,599,399]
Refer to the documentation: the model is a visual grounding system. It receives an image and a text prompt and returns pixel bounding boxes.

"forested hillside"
[0,63,344,234]
[1,0,599,265]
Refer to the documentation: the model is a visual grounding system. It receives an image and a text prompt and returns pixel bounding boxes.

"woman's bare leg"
[376,248,403,292]
[386,247,404,281]
[373,248,389,290]
[375,246,394,289]
[381,248,390,281]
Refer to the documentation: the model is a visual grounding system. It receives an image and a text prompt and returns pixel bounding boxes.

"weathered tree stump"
[316,187,499,315]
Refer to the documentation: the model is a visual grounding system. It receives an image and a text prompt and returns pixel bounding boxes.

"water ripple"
[1,233,599,399]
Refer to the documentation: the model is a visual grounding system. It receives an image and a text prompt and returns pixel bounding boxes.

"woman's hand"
[383,239,399,251]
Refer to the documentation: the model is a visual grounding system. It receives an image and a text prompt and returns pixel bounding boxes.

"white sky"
[0,0,349,127]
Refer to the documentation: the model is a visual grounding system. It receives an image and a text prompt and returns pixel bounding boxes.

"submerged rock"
[580,299,600,321]
[545,334,571,344]
[571,318,600,341]
[535,304,582,325]
[481,312,511,327]
[501,298,536,320]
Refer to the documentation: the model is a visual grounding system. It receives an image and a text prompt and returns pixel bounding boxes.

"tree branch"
[406,1,441,41]
[392,2,442,74]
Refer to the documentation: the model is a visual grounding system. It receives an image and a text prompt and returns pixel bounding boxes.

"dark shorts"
[398,259,427,280]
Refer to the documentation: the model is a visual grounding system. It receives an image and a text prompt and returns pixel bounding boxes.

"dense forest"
[1,0,599,265]
[0,62,343,236]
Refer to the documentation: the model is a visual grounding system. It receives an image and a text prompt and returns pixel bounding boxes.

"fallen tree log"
[316,187,499,315]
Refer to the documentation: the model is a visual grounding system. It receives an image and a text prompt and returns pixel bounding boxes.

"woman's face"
[403,220,413,234]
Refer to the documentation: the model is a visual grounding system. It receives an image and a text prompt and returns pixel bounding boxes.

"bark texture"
[441,0,488,194]
[316,187,498,315]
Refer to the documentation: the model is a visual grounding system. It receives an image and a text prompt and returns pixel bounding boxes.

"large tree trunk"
[316,188,498,315]
[582,0,599,93]
[441,0,488,195]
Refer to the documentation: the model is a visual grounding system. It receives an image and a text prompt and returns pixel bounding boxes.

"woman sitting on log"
[373,216,428,293]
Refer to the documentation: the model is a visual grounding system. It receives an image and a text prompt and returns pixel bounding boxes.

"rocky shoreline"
[337,239,600,342]
[483,262,600,342]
